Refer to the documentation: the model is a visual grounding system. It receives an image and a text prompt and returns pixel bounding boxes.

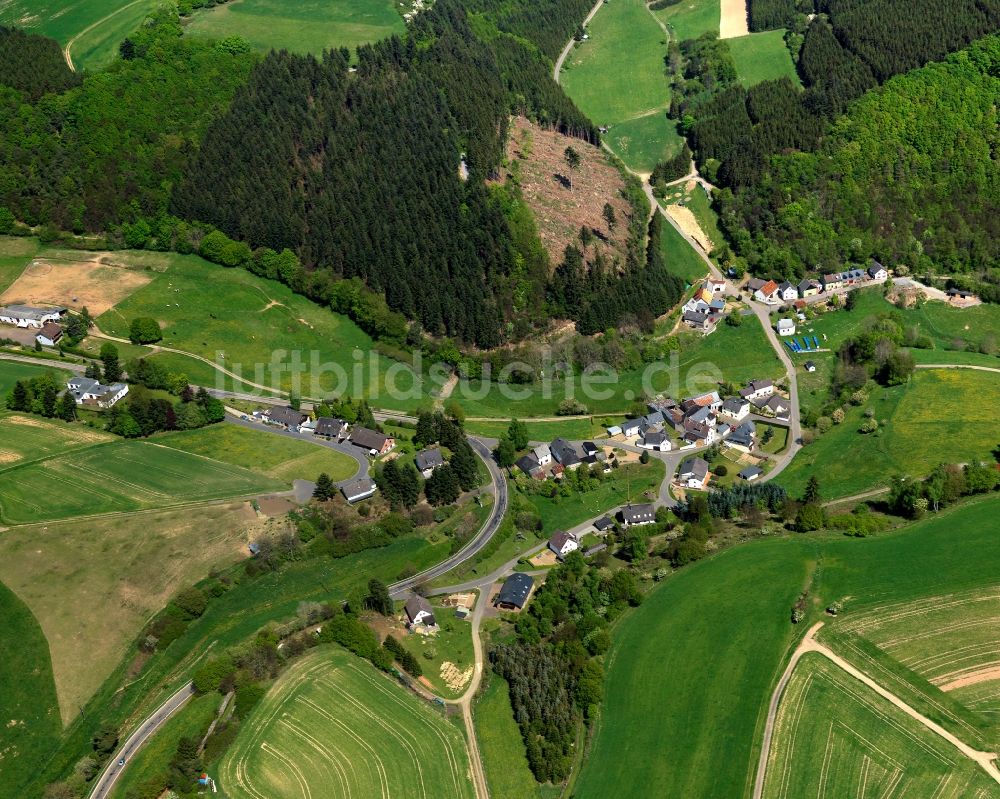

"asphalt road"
[88,682,195,799]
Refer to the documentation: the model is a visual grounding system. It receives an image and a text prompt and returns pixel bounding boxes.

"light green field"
[561,0,671,172]
[155,423,357,483]
[474,675,548,799]
[660,209,710,283]
[727,30,800,87]
[0,581,60,799]
[464,417,604,442]
[0,437,281,524]
[96,250,424,405]
[184,0,404,58]
[604,112,685,175]
[762,653,1000,799]
[0,412,114,464]
[219,646,474,799]
[903,299,1000,353]
[0,235,36,292]
[0,361,71,398]
[576,495,1000,799]
[781,368,1000,500]
[0,0,162,71]
[654,0,719,41]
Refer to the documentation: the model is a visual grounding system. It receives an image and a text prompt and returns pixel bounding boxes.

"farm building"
[404,595,436,628]
[66,377,129,408]
[738,465,762,481]
[350,427,395,456]
[341,477,377,503]
[35,323,63,347]
[265,406,308,431]
[776,318,796,337]
[548,530,579,560]
[618,503,655,527]
[494,573,534,610]
[0,304,66,328]
[415,448,446,478]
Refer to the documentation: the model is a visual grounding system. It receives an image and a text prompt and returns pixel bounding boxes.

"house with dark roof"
[315,417,348,440]
[738,465,763,481]
[495,573,534,610]
[726,421,756,453]
[867,262,888,281]
[759,394,790,418]
[777,281,798,302]
[35,322,63,347]
[550,438,582,469]
[621,417,642,438]
[516,453,544,479]
[639,431,671,451]
[548,530,579,559]
[678,457,710,489]
[719,397,750,422]
[618,503,655,527]
[798,278,821,298]
[350,426,395,456]
[66,376,129,408]
[404,594,436,627]
[682,310,716,331]
[822,273,845,291]
[739,379,774,402]
[265,406,308,430]
[593,515,615,533]
[341,477,377,503]
[415,448,446,478]
[804,361,816,373]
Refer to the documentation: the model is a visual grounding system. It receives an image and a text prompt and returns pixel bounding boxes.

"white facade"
[776,318,796,336]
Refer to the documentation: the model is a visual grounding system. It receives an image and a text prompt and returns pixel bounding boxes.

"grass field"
[155,423,357,483]
[576,494,1000,799]
[561,0,672,173]
[603,112,685,175]
[660,207,710,283]
[184,0,404,58]
[464,417,604,442]
[654,0,719,41]
[902,299,1000,353]
[0,581,61,799]
[397,608,475,699]
[0,361,72,398]
[727,30,800,87]
[0,0,161,71]
[0,412,113,466]
[0,235,35,292]
[219,646,474,799]
[474,675,549,799]
[95,250,423,405]
[762,653,1000,799]
[781,368,1000,500]
[0,501,250,724]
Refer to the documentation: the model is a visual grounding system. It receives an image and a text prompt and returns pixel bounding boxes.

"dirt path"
[822,487,890,507]
[940,665,1000,693]
[63,0,150,72]
[719,0,750,39]
[915,363,1000,375]
[752,623,1000,799]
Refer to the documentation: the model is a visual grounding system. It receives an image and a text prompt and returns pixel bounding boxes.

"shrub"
[129,316,162,344]
[714,464,728,477]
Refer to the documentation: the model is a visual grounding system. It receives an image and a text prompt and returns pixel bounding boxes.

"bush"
[129,316,162,344]
[234,683,267,719]
[714,464,728,477]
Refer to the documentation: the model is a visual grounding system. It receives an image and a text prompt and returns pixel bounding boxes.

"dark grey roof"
[593,515,614,531]
[728,422,755,447]
[619,503,655,524]
[721,397,748,414]
[350,426,390,451]
[266,406,307,426]
[582,441,599,455]
[315,417,347,437]
[642,431,667,445]
[404,594,435,624]
[548,530,575,552]
[415,448,445,472]
[496,573,534,608]
[679,457,709,479]
[550,438,581,466]
[516,454,541,475]
[683,310,710,325]
[739,466,763,479]
[341,477,377,500]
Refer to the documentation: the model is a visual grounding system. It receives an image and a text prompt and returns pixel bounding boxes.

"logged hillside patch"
[504,117,633,267]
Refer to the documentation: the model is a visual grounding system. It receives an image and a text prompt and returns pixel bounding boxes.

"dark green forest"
[0,27,80,100]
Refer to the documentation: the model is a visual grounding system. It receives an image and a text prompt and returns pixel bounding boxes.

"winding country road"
[552,0,606,81]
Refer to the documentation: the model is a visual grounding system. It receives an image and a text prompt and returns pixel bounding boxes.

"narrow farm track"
[752,623,1000,799]
[552,0,606,81]
[62,0,151,71]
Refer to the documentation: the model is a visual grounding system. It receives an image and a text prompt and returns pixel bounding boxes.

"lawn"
[184,0,404,59]
[218,646,474,799]
[0,501,250,725]
[465,417,604,442]
[654,0,719,41]
[901,299,1000,353]
[0,361,71,398]
[0,235,36,292]
[603,112,685,175]
[155,423,357,483]
[525,459,665,532]
[0,0,161,70]
[761,653,1000,799]
[660,207,710,284]
[0,437,282,524]
[474,674,547,799]
[780,368,1000,500]
[576,494,1000,799]
[0,581,61,799]
[397,606,476,700]
[95,250,424,406]
[561,0,671,172]
[727,30,800,87]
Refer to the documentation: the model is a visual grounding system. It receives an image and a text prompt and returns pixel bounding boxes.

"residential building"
[618,503,656,527]
[777,281,798,302]
[548,530,579,559]
[776,318,796,337]
[798,279,821,298]
[682,310,715,331]
[738,465,763,481]
[678,457,710,489]
[822,273,845,292]
[350,426,395,456]
[35,322,63,347]
[582,442,600,458]
[341,477,377,503]
[739,379,774,402]
[706,277,726,294]
[757,394,790,418]
[0,304,65,329]
[621,418,642,438]
[66,377,129,408]
[415,448,445,478]
[264,406,308,430]
[719,397,750,421]
[746,277,768,294]
[315,417,348,439]
[593,515,615,533]
[550,438,582,469]
[516,453,544,479]
[867,262,888,281]
[638,431,671,451]
[684,391,723,413]
[754,280,781,304]
[726,421,756,452]
[495,573,534,610]
[533,443,552,466]
[404,594,436,627]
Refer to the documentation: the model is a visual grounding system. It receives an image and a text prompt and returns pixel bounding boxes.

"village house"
[515,453,544,479]
[739,379,774,402]
[738,465,763,482]
[315,417,349,440]
[776,318,796,337]
[349,426,395,456]
[867,262,888,282]
[755,394,790,418]
[550,438,582,469]
[683,419,716,446]
[706,277,726,294]
[0,304,66,329]
[798,279,821,298]
[639,430,671,451]
[618,503,656,527]
[35,322,63,347]
[725,421,756,453]
[264,406,308,431]
[547,530,579,560]
[533,443,552,467]
[404,594,436,628]
[777,281,798,302]
[341,477,377,503]
[753,280,781,305]
[719,397,750,422]
[66,376,129,408]
[621,417,642,438]
[822,273,845,292]
[684,390,723,413]
[678,457,710,489]
[494,573,534,610]
[593,515,615,534]
[647,397,678,415]
[415,448,446,478]
[605,424,623,437]
[682,310,717,332]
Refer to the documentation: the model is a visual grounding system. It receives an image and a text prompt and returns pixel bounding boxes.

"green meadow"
[0,361,71,397]
[654,0,719,41]
[727,30,800,87]
[660,209,710,284]
[184,0,404,58]
[0,582,61,799]
[576,495,1000,799]
[603,112,685,175]
[0,235,35,292]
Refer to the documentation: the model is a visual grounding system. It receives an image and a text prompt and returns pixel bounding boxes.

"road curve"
[552,0,606,81]
[88,682,195,799]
